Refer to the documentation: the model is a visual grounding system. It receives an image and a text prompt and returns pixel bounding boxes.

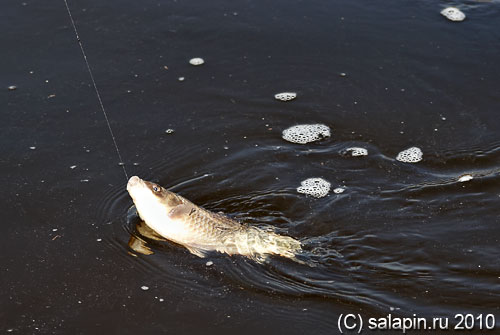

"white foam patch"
[189,57,204,65]
[297,178,330,198]
[346,147,368,157]
[274,92,297,101]
[441,7,465,22]
[396,147,423,163]
[282,124,331,144]
[458,174,473,182]
[333,187,345,194]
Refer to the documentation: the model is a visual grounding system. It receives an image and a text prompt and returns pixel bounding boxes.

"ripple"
[94,183,130,224]
[424,141,500,169]
[95,129,500,318]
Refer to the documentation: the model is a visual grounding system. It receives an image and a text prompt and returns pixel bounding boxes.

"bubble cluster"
[189,57,205,66]
[282,124,331,144]
[345,147,368,157]
[440,7,465,22]
[274,92,297,101]
[396,147,423,163]
[297,178,331,198]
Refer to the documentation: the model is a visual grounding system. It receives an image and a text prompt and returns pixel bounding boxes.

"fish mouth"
[127,175,143,192]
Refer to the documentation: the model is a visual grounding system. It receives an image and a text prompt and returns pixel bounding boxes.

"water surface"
[2,0,500,333]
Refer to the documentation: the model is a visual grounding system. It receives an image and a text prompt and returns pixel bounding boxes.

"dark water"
[2,0,500,333]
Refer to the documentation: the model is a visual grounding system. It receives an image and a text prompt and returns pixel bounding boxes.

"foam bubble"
[345,147,368,157]
[333,187,345,194]
[441,7,465,22]
[274,92,297,101]
[282,124,331,144]
[189,58,204,65]
[396,147,423,163]
[458,174,473,182]
[297,178,330,198]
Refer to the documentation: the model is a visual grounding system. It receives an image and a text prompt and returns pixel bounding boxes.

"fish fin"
[185,245,208,258]
[136,221,165,241]
[128,235,154,256]
[168,204,197,220]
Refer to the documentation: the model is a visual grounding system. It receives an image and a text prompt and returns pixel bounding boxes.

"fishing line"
[63,0,129,182]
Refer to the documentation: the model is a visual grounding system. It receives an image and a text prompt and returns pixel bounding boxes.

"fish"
[126,176,302,261]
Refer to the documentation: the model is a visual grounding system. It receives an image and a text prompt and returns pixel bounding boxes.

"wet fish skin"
[126,176,302,260]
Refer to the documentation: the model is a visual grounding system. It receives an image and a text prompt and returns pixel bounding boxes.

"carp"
[127,176,302,261]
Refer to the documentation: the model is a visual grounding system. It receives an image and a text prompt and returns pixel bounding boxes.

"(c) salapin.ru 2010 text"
[337,313,496,333]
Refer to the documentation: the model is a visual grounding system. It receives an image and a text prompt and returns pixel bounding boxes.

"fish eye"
[153,186,160,192]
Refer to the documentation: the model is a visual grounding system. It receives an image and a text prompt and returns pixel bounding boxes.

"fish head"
[127,176,183,226]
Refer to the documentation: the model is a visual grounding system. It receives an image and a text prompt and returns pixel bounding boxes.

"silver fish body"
[126,176,302,260]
